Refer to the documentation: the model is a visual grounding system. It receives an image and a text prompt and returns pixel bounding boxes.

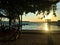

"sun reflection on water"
[44,23,49,31]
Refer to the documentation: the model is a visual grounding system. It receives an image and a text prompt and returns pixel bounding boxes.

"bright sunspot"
[45,14,51,19]
[45,11,52,20]
[44,23,49,31]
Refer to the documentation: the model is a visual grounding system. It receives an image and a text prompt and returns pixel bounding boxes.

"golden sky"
[22,2,60,22]
[22,10,58,22]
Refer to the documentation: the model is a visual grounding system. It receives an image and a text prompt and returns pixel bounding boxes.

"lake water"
[22,23,60,31]
[1,21,60,31]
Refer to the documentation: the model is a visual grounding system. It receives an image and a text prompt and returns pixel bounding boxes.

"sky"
[22,2,60,22]
[56,2,60,20]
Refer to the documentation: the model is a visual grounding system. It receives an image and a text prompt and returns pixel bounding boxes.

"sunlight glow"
[45,11,52,20]
[45,14,51,19]
[44,23,49,31]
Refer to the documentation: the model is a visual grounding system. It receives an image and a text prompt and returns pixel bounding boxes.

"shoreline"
[21,30,60,34]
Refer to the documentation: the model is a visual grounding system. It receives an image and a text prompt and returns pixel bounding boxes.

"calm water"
[1,22,60,31]
[22,23,60,31]
[1,21,60,31]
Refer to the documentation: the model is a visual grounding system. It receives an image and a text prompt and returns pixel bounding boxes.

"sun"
[44,10,54,21]
[45,14,51,19]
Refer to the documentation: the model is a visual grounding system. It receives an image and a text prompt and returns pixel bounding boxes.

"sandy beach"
[13,30,60,45]
[0,30,60,45]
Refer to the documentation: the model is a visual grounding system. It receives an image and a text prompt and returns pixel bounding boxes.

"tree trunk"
[18,15,20,30]
[9,18,12,26]
[9,18,12,30]
[0,17,2,26]
[20,15,22,31]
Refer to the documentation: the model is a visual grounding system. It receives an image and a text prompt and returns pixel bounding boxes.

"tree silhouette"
[0,0,59,29]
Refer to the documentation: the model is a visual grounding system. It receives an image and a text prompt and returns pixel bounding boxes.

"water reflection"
[42,23,51,32]
[44,23,49,31]
[38,23,51,31]
[22,22,60,31]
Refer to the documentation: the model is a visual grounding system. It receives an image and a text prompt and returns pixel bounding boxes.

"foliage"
[0,0,59,18]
